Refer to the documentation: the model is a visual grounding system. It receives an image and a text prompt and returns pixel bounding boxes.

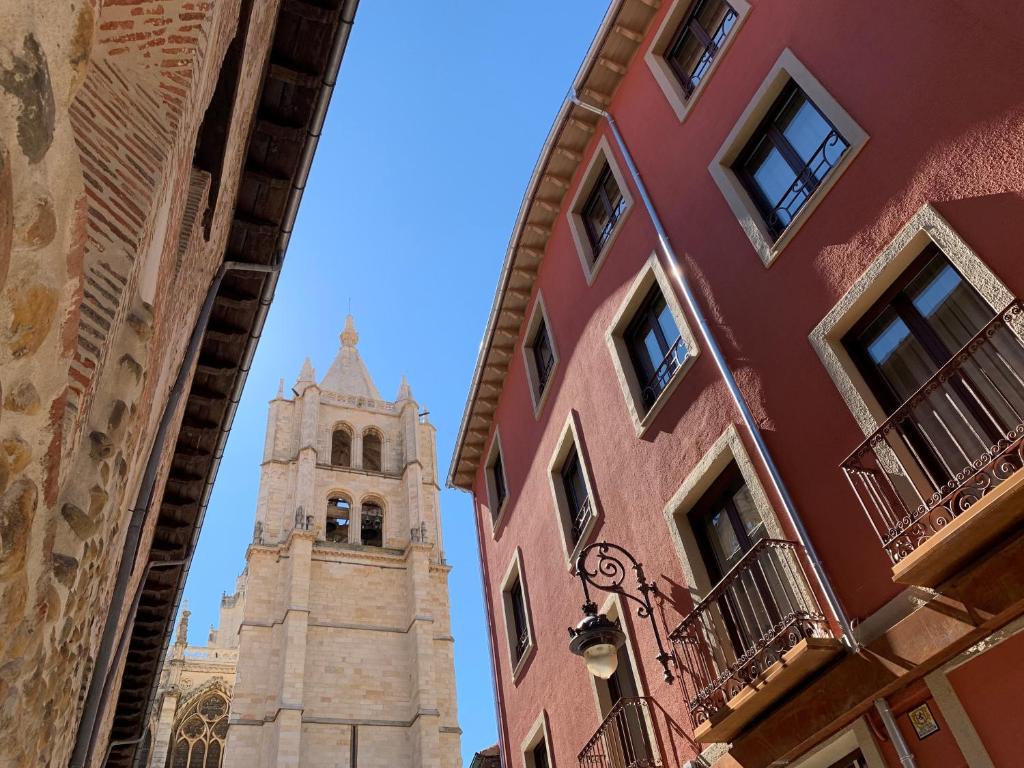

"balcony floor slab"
[892,467,1024,588]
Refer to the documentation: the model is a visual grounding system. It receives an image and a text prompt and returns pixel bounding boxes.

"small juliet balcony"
[670,539,841,744]
[842,301,1024,588]
[578,697,660,768]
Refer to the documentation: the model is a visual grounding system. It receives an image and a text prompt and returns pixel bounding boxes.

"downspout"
[874,698,917,767]
[73,0,361,764]
[460,487,509,767]
[569,94,859,650]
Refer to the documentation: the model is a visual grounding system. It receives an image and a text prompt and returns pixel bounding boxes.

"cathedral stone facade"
[222,316,461,767]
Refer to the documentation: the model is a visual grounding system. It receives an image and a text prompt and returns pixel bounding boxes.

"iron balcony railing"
[570,496,593,545]
[668,539,833,731]
[842,300,1024,564]
[578,697,660,768]
[641,337,685,408]
[765,128,848,236]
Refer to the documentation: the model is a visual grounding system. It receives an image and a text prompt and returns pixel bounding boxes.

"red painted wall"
[948,630,1024,764]
[470,1,1024,765]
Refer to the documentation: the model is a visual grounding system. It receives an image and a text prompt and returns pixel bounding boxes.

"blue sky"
[180,2,607,762]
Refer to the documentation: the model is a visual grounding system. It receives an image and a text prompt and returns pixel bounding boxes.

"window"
[733,81,849,239]
[521,712,553,768]
[532,320,555,397]
[842,247,1024,491]
[689,462,766,583]
[500,549,534,678]
[360,501,383,547]
[508,576,529,664]
[665,0,738,97]
[330,427,351,466]
[167,691,229,768]
[326,496,351,543]
[561,447,590,547]
[530,741,549,768]
[549,414,599,564]
[568,138,634,283]
[581,164,626,256]
[362,430,382,472]
[523,293,559,416]
[606,254,699,434]
[486,433,510,529]
[625,284,685,409]
[645,0,749,122]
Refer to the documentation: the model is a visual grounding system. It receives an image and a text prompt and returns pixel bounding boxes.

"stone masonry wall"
[0,1,277,764]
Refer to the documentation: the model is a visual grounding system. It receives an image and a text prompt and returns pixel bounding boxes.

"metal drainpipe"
[875,698,917,767]
[569,93,859,650]
[467,490,510,767]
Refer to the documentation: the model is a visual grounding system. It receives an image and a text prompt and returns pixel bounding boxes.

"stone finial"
[276,378,285,399]
[396,374,413,402]
[340,314,359,348]
[298,357,315,383]
[175,601,191,647]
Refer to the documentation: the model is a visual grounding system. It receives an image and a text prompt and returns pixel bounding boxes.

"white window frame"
[605,252,700,436]
[520,710,554,768]
[485,428,510,533]
[500,547,536,682]
[522,291,560,418]
[548,411,600,570]
[709,48,868,267]
[809,204,1012,439]
[644,0,751,122]
[567,135,634,285]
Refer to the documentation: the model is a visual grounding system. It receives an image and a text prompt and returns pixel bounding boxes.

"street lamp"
[567,541,675,683]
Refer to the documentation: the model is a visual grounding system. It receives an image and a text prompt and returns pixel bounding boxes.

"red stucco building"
[449,1,1024,766]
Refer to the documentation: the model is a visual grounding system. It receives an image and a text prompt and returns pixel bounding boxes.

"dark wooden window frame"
[581,163,626,257]
[625,284,683,408]
[561,445,590,545]
[531,318,556,396]
[509,575,530,663]
[531,739,550,768]
[491,449,507,519]
[733,80,847,238]
[664,0,738,97]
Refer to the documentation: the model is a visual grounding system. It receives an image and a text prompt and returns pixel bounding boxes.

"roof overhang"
[447,0,661,491]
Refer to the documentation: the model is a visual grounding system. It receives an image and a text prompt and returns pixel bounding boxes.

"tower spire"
[340,314,359,348]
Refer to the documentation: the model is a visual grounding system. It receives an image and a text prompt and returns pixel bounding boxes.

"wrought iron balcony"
[842,300,1024,585]
[641,337,684,408]
[577,697,660,768]
[669,539,839,743]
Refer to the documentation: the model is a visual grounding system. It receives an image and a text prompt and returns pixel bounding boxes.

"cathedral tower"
[223,317,461,767]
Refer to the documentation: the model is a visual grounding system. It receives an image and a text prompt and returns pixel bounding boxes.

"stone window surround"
[709,48,869,267]
[521,290,560,419]
[661,424,784,599]
[323,419,391,474]
[789,717,887,768]
[644,0,752,123]
[605,252,701,436]
[547,410,600,571]
[323,490,388,548]
[485,428,510,535]
[500,546,536,683]
[520,710,554,768]
[922,615,1024,767]
[584,594,662,764]
[567,135,635,286]
[809,204,1013,440]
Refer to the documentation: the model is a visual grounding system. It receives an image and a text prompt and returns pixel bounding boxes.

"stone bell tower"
[223,316,461,767]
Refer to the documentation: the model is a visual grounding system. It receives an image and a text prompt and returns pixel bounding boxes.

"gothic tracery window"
[167,691,229,768]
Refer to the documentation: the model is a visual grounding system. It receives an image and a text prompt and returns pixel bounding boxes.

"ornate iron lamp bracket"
[574,541,675,683]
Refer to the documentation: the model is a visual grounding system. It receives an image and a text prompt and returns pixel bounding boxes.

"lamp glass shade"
[583,641,619,679]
